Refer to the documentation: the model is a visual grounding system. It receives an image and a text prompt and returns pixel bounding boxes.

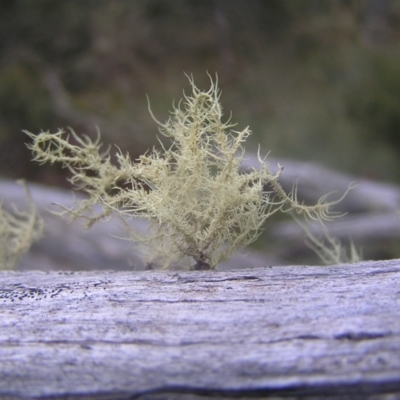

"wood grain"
[1,259,400,399]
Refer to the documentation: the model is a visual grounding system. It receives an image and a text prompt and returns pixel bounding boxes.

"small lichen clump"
[0,182,43,269]
[25,77,341,270]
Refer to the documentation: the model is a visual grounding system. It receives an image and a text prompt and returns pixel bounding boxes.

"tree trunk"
[1,259,400,399]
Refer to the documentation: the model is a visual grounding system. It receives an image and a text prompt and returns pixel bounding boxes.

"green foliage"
[0,63,55,131]
[2,1,400,187]
[0,181,43,270]
[26,77,343,270]
[347,55,400,152]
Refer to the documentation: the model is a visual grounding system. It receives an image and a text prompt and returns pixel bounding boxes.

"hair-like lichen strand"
[25,77,345,269]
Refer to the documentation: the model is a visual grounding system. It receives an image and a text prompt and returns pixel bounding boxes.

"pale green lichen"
[25,77,344,270]
[0,181,43,270]
[294,215,361,265]
[308,234,361,265]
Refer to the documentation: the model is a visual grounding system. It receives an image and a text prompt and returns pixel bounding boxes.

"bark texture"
[1,259,400,399]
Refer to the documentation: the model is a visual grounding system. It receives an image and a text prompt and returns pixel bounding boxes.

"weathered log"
[1,259,400,399]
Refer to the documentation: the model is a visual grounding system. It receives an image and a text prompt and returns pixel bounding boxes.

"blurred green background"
[1,0,400,267]
[1,0,400,187]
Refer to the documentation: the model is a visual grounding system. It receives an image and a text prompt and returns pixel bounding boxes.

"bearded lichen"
[0,181,43,269]
[25,77,344,270]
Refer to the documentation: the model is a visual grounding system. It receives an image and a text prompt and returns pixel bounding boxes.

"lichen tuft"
[25,76,343,269]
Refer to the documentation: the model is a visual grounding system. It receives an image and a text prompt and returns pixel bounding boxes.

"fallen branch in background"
[243,155,400,262]
[242,154,400,213]
[1,156,399,270]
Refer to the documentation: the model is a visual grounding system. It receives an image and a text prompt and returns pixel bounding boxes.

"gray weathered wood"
[242,155,400,214]
[1,259,400,399]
